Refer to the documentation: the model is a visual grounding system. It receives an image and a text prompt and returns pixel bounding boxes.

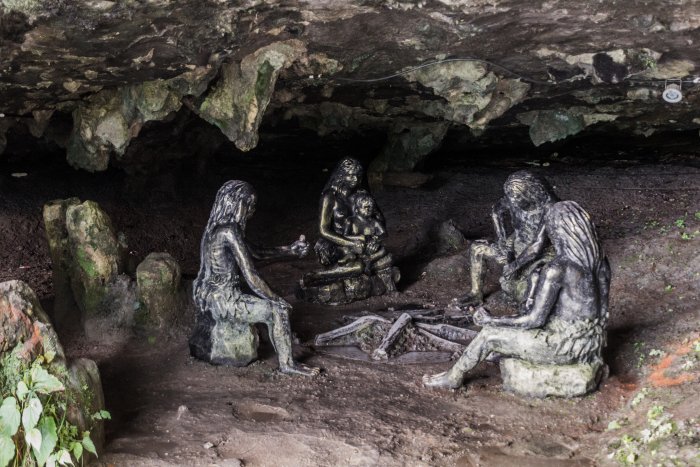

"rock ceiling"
[0,0,698,171]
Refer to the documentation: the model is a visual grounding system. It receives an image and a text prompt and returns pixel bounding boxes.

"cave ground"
[1,140,699,466]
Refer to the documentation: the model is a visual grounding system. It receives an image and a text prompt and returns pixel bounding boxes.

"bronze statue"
[301,158,398,303]
[189,180,319,376]
[455,170,557,306]
[424,201,610,396]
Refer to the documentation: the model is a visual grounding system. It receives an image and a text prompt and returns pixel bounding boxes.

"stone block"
[500,358,606,398]
[189,317,258,366]
[135,252,182,328]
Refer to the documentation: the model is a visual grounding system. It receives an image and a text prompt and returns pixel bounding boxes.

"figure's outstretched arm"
[491,197,509,244]
[485,263,563,329]
[503,222,547,280]
[248,235,309,261]
[227,226,285,304]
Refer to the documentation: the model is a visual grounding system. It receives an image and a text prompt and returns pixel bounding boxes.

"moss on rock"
[198,40,307,151]
[135,252,182,329]
[65,200,122,319]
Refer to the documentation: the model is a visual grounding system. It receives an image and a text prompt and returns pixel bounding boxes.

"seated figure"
[425,201,610,395]
[302,158,398,303]
[340,191,389,274]
[189,180,319,377]
[456,170,558,306]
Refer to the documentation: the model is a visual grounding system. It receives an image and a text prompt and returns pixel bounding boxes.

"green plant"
[674,218,685,229]
[0,354,106,467]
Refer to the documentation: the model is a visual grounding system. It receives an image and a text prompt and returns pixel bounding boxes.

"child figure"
[340,191,387,274]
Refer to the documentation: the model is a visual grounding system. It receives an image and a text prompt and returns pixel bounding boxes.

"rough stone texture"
[189,315,258,367]
[197,40,306,151]
[135,252,182,329]
[1,1,699,166]
[432,219,467,255]
[368,122,449,187]
[0,280,105,451]
[500,358,606,398]
[64,200,122,320]
[42,197,81,328]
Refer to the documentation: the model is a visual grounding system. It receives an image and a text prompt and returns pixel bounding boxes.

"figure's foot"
[422,370,464,389]
[279,362,321,377]
[451,292,483,308]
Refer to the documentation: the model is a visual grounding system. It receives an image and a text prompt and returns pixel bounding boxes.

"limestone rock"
[500,358,606,398]
[0,281,105,450]
[198,40,307,151]
[42,197,81,328]
[135,252,182,328]
[432,219,467,255]
[65,200,122,319]
[189,315,259,367]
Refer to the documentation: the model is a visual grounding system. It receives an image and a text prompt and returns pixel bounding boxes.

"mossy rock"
[500,358,606,398]
[65,200,122,319]
[189,315,258,366]
[0,280,105,449]
[135,252,182,328]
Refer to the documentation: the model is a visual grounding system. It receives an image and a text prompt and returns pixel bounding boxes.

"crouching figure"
[189,180,319,377]
[425,201,610,397]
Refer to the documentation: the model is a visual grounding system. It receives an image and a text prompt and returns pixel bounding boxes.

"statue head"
[352,190,375,218]
[546,201,602,272]
[206,180,257,232]
[327,157,363,194]
[503,171,556,210]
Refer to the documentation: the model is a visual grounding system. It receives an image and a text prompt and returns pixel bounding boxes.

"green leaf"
[15,382,29,402]
[34,417,58,467]
[25,427,42,452]
[71,441,83,460]
[22,397,42,432]
[44,351,56,364]
[30,366,64,395]
[92,410,111,421]
[81,433,97,457]
[0,398,20,437]
[0,435,16,467]
[56,449,73,466]
[45,454,57,467]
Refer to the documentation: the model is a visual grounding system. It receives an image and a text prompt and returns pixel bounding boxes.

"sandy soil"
[1,147,698,466]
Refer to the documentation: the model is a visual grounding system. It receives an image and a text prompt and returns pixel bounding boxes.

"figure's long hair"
[324,157,363,193]
[546,201,602,273]
[504,170,558,207]
[193,180,256,308]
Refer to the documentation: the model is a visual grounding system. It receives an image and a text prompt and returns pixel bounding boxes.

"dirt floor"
[1,137,699,466]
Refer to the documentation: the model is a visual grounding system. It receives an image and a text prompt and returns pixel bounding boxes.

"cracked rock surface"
[1,1,698,170]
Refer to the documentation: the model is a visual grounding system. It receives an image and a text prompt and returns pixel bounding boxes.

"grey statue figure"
[306,158,395,290]
[456,170,558,306]
[424,201,610,389]
[189,180,319,376]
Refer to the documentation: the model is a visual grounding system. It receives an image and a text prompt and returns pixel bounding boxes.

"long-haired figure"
[455,170,558,306]
[190,180,319,377]
[425,201,610,391]
[305,157,396,291]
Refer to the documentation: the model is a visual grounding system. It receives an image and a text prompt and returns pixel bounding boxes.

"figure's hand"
[473,307,492,326]
[290,235,310,258]
[345,236,365,255]
[502,262,518,281]
[365,237,380,254]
